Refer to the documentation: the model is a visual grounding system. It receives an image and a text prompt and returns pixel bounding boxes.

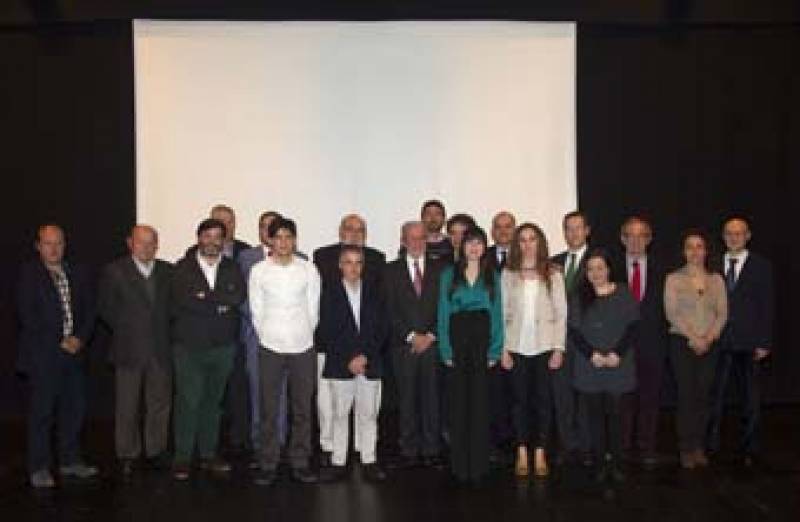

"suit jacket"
[719,251,774,352]
[501,269,568,354]
[317,279,388,379]
[612,252,668,359]
[313,243,386,288]
[487,244,510,274]
[551,248,590,298]
[98,256,173,367]
[383,255,444,347]
[231,238,251,260]
[16,259,95,376]
[170,253,245,351]
[237,245,267,342]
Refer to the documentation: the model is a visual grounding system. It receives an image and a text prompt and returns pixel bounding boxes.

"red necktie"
[413,260,423,297]
[630,260,642,302]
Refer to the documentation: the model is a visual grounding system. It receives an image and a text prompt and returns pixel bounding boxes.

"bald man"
[17,225,97,488]
[99,225,175,477]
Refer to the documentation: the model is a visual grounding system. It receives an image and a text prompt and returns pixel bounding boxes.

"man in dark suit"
[98,225,173,476]
[550,211,593,463]
[209,204,252,456]
[238,211,284,456]
[486,211,516,462]
[614,216,668,467]
[421,199,452,262]
[383,221,444,467]
[313,214,386,465]
[707,217,774,466]
[17,224,97,488]
[170,218,246,480]
[317,245,389,482]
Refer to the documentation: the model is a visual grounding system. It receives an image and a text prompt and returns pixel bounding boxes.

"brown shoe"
[515,446,529,477]
[679,451,696,469]
[693,449,709,467]
[533,448,549,478]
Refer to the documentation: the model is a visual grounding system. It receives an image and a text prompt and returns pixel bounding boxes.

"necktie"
[564,253,577,292]
[499,249,507,269]
[726,257,738,292]
[413,259,423,297]
[630,260,642,302]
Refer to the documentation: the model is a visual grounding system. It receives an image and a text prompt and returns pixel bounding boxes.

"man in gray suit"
[99,225,174,476]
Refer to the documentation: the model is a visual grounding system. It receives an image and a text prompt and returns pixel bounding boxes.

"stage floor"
[1,408,798,522]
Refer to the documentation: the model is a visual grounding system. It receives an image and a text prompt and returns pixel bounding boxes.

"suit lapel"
[123,257,153,307]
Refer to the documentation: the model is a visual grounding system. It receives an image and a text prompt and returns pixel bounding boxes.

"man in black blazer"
[317,245,389,482]
[614,216,668,466]
[486,211,516,461]
[383,221,444,467]
[17,225,98,488]
[313,214,386,465]
[98,225,173,476]
[170,218,246,480]
[707,217,774,465]
[550,211,593,462]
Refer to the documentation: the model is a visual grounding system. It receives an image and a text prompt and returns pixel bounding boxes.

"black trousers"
[27,354,86,472]
[392,343,440,458]
[223,341,251,450]
[707,347,762,455]
[621,348,666,454]
[259,347,316,470]
[510,352,552,449]
[669,335,718,452]
[448,311,490,482]
[551,348,591,454]
[584,392,623,461]
[488,365,514,450]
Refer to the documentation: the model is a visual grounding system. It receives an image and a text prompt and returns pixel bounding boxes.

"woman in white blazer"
[500,223,567,478]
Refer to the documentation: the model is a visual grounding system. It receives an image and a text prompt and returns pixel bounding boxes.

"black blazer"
[551,248,590,298]
[383,255,444,347]
[317,279,388,379]
[719,251,774,352]
[313,243,386,288]
[612,252,668,358]
[16,259,95,376]
[170,253,245,351]
[98,256,173,367]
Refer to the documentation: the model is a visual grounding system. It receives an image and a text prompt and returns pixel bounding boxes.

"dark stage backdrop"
[1,7,798,419]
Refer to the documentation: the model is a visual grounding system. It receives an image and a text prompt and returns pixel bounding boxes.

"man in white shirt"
[249,217,321,485]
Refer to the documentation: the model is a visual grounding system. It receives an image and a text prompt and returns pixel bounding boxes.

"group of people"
[16,200,773,489]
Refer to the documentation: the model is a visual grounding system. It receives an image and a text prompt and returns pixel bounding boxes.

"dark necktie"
[726,257,739,292]
[564,253,577,292]
[413,260,423,297]
[499,249,507,269]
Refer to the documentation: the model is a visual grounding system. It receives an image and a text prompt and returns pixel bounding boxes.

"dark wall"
[1,11,798,418]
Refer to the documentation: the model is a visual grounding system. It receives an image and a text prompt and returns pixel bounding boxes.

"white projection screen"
[134,20,576,261]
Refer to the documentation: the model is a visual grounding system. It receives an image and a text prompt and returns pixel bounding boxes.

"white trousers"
[331,376,382,466]
[317,354,335,453]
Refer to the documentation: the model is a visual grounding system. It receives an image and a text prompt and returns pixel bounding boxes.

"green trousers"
[173,344,235,464]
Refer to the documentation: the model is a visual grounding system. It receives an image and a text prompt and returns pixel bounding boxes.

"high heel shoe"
[515,446,529,477]
[533,447,549,478]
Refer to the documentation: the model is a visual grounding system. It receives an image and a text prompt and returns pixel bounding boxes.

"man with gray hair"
[313,213,386,466]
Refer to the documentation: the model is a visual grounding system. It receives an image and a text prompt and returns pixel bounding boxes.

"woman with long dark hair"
[664,229,727,469]
[500,223,567,478]
[438,225,503,484]
[569,248,639,484]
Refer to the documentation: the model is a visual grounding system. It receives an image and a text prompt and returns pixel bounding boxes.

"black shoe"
[362,464,387,482]
[291,467,319,484]
[608,463,626,484]
[640,452,660,469]
[581,452,595,468]
[119,458,136,477]
[320,466,348,483]
[319,451,333,468]
[146,452,172,471]
[421,456,442,468]
[253,469,277,486]
[197,457,232,474]
[594,463,608,484]
[388,455,419,470]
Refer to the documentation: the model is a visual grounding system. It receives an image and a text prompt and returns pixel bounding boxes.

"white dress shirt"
[516,279,540,356]
[344,279,362,331]
[724,249,749,281]
[406,254,425,282]
[196,252,220,289]
[132,256,154,279]
[249,255,321,354]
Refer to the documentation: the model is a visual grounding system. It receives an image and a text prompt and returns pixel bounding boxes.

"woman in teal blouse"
[438,225,503,484]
